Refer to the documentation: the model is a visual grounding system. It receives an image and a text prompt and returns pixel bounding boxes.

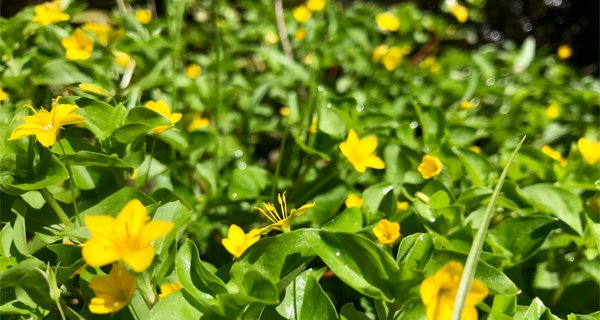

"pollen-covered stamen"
[41,123,54,131]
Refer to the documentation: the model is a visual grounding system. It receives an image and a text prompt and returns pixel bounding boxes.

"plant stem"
[58,140,80,226]
[274,0,293,60]
[451,136,526,320]
[212,0,222,188]
[56,299,66,320]
[144,136,158,190]
[551,250,582,308]
[292,277,299,320]
[40,188,72,229]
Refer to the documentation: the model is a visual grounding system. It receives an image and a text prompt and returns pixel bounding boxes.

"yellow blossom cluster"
[293,0,326,23]
[372,45,411,71]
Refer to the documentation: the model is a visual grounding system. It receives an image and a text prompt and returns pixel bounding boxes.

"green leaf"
[340,303,371,320]
[227,166,269,201]
[362,182,396,216]
[30,60,92,86]
[80,187,155,217]
[77,99,126,140]
[396,233,434,270]
[323,207,362,233]
[4,148,68,192]
[514,297,558,320]
[513,36,536,73]
[519,183,583,235]
[453,147,497,187]
[275,269,337,320]
[176,239,228,297]
[61,151,132,169]
[149,291,204,320]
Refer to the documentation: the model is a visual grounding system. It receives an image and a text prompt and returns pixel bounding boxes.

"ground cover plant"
[0,0,599,319]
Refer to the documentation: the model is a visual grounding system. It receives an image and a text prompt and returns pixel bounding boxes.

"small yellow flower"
[303,54,314,65]
[145,100,182,135]
[418,155,443,179]
[381,47,404,71]
[420,261,488,320]
[309,116,318,134]
[372,219,400,245]
[222,224,261,258]
[9,99,85,147]
[419,56,440,74]
[82,199,174,272]
[113,50,131,67]
[279,107,290,117]
[187,114,210,132]
[541,145,567,167]
[449,3,469,23]
[61,29,94,61]
[372,45,389,62]
[185,64,202,79]
[577,138,600,165]
[469,145,482,154]
[460,101,473,110]
[545,104,560,119]
[375,12,399,32]
[88,263,136,314]
[295,29,306,41]
[557,45,572,60]
[82,22,112,46]
[256,192,315,233]
[306,0,326,12]
[78,83,110,96]
[158,282,182,300]
[345,194,363,208]
[264,31,279,45]
[135,9,153,24]
[340,129,385,173]
[293,6,312,23]
[0,88,8,101]
[32,0,70,26]
[397,201,409,212]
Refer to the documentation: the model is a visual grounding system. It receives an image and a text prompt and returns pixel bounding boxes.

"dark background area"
[1,0,598,75]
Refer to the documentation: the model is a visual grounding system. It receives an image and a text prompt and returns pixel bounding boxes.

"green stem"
[212,0,222,187]
[551,250,582,308]
[40,188,72,229]
[58,140,80,226]
[271,124,289,199]
[451,136,526,320]
[292,277,299,320]
[144,136,158,190]
[56,299,66,320]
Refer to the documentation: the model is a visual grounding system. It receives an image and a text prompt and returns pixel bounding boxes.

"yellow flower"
[264,31,279,45]
[256,192,315,233]
[577,138,600,165]
[545,104,560,119]
[340,129,385,173]
[397,201,409,212]
[541,145,567,167]
[88,263,136,314]
[79,83,110,96]
[420,261,488,320]
[145,100,182,135]
[469,146,482,154]
[419,56,440,74]
[381,47,404,71]
[372,219,400,245]
[9,100,85,147]
[82,199,174,272]
[306,0,326,12]
[187,114,210,131]
[295,29,306,41]
[293,6,312,23]
[345,194,363,208]
[557,45,572,60]
[279,107,290,117]
[61,29,94,61]
[449,3,469,23]
[372,45,389,62]
[185,64,202,79]
[135,9,153,24]
[158,282,182,300]
[460,101,473,110]
[82,22,112,46]
[309,116,318,134]
[222,224,261,258]
[0,88,8,101]
[375,12,399,32]
[114,50,131,67]
[32,0,70,26]
[418,155,443,179]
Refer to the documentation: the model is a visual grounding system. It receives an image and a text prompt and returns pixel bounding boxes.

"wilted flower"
[449,3,469,23]
[158,282,182,300]
[541,145,567,167]
[418,155,443,179]
[32,0,69,26]
[61,29,94,61]
[293,6,312,23]
[340,129,385,173]
[256,192,315,233]
[222,224,261,258]
[345,194,363,208]
[82,199,174,272]
[145,100,182,135]
[185,64,202,79]
[577,138,600,165]
[88,263,136,314]
[135,9,152,24]
[557,45,572,60]
[306,0,326,12]
[82,22,112,46]
[375,12,399,32]
[372,219,400,245]
[9,99,85,147]
[420,261,488,320]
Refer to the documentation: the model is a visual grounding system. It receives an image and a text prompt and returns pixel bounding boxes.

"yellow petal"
[82,238,120,267]
[35,128,59,147]
[363,155,385,169]
[420,276,439,306]
[141,220,174,245]
[116,199,149,237]
[169,112,183,125]
[145,100,171,118]
[358,136,378,155]
[124,245,155,272]
[9,123,40,140]
[466,279,488,306]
